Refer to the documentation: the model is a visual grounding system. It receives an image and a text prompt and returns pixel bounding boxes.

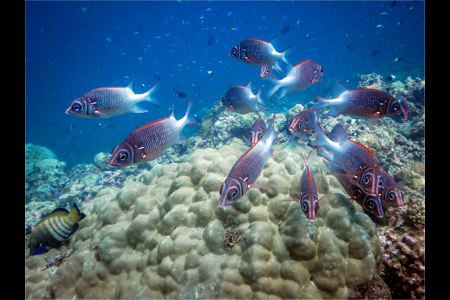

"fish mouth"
[228,51,233,57]
[65,107,74,115]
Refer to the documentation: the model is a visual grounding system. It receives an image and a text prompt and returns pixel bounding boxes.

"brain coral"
[25,143,381,299]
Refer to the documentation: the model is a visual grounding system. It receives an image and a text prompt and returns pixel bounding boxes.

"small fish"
[108,98,196,167]
[281,24,290,34]
[207,35,213,46]
[65,82,160,119]
[376,25,384,28]
[371,49,380,56]
[380,12,388,15]
[310,80,409,123]
[259,65,272,80]
[394,57,403,62]
[208,70,215,76]
[246,116,274,146]
[299,151,320,220]
[312,122,382,196]
[345,44,354,52]
[379,169,404,207]
[219,121,277,207]
[176,92,187,98]
[386,75,396,81]
[267,59,324,100]
[228,36,291,72]
[391,0,397,7]
[28,203,86,255]
[222,81,266,114]
[323,160,384,218]
[288,109,317,142]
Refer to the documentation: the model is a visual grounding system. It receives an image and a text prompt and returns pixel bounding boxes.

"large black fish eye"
[302,203,307,211]
[389,192,395,201]
[232,48,237,54]
[119,152,129,161]
[72,103,82,112]
[364,175,371,185]
[258,133,263,140]
[230,190,237,199]
[393,103,400,111]
[379,178,383,187]
[221,97,226,104]
[368,200,375,209]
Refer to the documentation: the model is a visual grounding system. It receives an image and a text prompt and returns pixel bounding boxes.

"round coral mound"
[25,143,381,299]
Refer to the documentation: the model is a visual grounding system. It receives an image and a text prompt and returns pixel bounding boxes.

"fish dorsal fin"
[300,151,314,185]
[293,59,313,68]
[270,35,278,43]
[127,79,135,91]
[332,80,348,96]
[246,81,252,91]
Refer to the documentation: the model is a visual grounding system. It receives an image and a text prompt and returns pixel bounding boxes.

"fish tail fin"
[311,122,337,154]
[141,82,161,108]
[280,45,292,65]
[276,88,289,100]
[310,95,331,111]
[67,203,86,224]
[255,87,267,109]
[266,75,282,99]
[182,97,197,126]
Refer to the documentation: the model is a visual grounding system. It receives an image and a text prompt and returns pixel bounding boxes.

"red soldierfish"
[222,81,266,114]
[310,81,409,124]
[108,98,196,167]
[65,82,160,119]
[228,36,291,72]
[259,65,273,80]
[312,122,382,196]
[379,169,404,207]
[267,59,324,100]
[299,151,320,221]
[244,116,274,146]
[288,109,317,142]
[219,118,277,207]
[323,160,384,218]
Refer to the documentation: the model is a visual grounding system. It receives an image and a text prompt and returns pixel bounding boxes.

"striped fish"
[219,116,277,207]
[288,109,317,142]
[28,203,86,255]
[108,98,196,167]
[65,82,160,119]
[259,65,272,80]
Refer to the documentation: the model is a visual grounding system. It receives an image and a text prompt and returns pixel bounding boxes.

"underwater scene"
[25,1,424,299]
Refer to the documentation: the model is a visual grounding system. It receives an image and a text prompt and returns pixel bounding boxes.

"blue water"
[25,1,424,167]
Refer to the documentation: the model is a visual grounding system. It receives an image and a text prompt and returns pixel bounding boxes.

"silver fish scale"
[241,40,277,66]
[84,88,132,117]
[126,117,179,158]
[290,61,319,90]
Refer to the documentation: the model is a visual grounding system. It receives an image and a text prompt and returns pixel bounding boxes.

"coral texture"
[25,143,381,299]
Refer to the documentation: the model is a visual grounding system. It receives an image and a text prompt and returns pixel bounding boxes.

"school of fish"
[28,34,410,255]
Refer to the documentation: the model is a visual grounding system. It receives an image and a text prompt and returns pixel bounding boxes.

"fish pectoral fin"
[244,56,254,63]
[249,182,270,189]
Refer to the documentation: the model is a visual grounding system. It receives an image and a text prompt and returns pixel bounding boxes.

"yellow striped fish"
[28,203,86,255]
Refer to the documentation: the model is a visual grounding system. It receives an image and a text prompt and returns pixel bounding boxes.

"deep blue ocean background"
[25,1,424,167]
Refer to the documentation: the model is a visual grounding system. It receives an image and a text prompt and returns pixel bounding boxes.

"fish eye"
[393,103,400,111]
[230,190,237,199]
[119,152,129,161]
[364,175,371,185]
[379,178,383,187]
[368,200,375,210]
[302,203,307,211]
[389,192,395,201]
[258,133,263,140]
[72,103,82,112]
[232,48,237,54]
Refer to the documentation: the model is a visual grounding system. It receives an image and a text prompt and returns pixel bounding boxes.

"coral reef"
[25,143,382,299]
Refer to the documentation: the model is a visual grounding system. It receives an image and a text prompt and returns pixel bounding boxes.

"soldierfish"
[311,122,382,196]
[259,65,272,80]
[323,160,384,218]
[245,116,274,146]
[310,81,409,124]
[299,151,320,221]
[65,82,160,119]
[288,109,317,142]
[108,98,196,167]
[28,203,86,255]
[222,81,266,114]
[267,59,324,100]
[379,169,404,207]
[219,119,277,207]
[228,36,291,71]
